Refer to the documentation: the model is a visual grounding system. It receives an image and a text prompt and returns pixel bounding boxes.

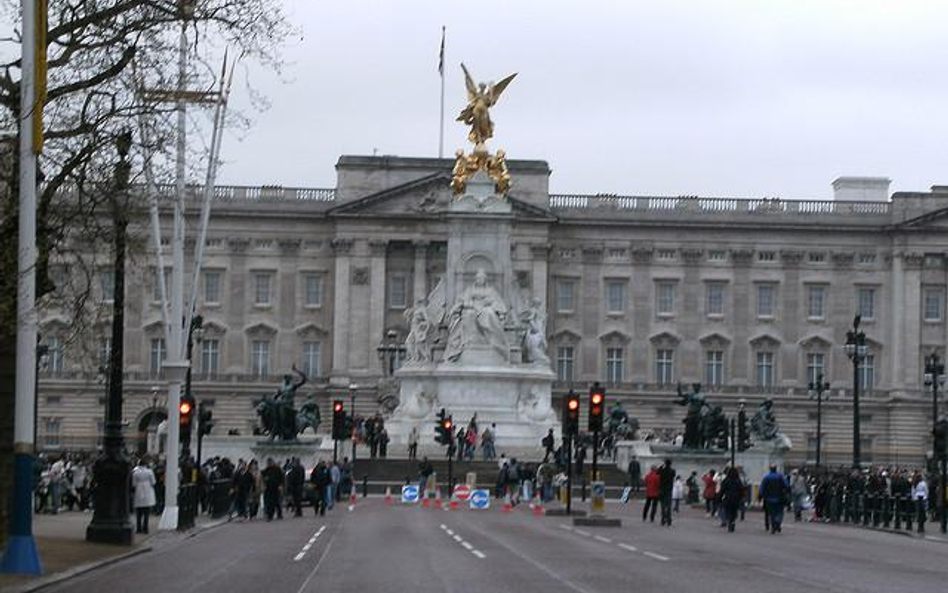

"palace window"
[201,339,220,377]
[656,349,675,385]
[857,287,876,320]
[304,274,323,307]
[657,282,676,316]
[556,279,575,313]
[757,284,777,318]
[706,283,725,317]
[605,280,626,313]
[100,270,115,303]
[150,338,166,377]
[389,274,408,309]
[204,271,221,304]
[923,287,944,322]
[807,285,826,319]
[806,352,825,386]
[756,352,775,387]
[303,341,321,377]
[605,347,624,384]
[556,346,574,382]
[859,355,875,391]
[46,336,65,374]
[705,350,724,386]
[251,340,270,377]
[253,273,272,306]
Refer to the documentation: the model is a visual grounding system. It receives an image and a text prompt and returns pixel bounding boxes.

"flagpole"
[438,26,445,159]
[1,0,43,574]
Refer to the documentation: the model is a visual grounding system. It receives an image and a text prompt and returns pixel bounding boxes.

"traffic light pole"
[566,435,573,515]
[591,429,599,482]
[730,417,736,468]
[447,442,454,495]
[941,456,947,534]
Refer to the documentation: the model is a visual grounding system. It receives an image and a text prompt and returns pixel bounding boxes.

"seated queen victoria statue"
[443,269,509,364]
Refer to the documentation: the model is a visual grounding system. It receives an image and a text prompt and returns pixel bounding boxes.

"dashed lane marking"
[440,523,487,559]
[594,535,612,543]
[618,543,638,552]
[558,524,573,531]
[574,529,591,537]
[643,551,670,562]
[293,525,327,562]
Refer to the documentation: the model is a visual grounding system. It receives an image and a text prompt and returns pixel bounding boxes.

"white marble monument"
[385,173,559,450]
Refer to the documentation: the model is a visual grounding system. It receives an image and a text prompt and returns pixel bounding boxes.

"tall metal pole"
[816,385,823,469]
[1,0,41,574]
[438,26,445,159]
[566,435,573,515]
[730,417,736,468]
[158,16,189,531]
[852,353,861,469]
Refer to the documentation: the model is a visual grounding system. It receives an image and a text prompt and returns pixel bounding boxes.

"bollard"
[894,495,903,530]
[362,475,368,498]
[882,494,891,528]
[581,477,587,502]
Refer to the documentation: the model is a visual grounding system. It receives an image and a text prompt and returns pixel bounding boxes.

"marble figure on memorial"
[444,269,509,363]
[403,298,433,365]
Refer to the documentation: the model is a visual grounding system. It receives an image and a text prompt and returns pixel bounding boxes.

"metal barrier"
[177,484,198,531]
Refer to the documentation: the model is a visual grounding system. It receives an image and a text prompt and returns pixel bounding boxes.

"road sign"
[619,486,631,504]
[453,484,471,500]
[469,489,490,510]
[401,485,420,504]
[591,481,606,513]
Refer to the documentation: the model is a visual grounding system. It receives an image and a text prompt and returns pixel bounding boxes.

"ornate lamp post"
[843,315,868,469]
[349,382,358,463]
[376,329,405,377]
[923,352,947,534]
[808,374,831,470]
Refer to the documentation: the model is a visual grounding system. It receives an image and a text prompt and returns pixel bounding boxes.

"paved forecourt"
[40,499,948,593]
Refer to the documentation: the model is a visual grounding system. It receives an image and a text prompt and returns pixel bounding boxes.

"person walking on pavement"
[310,460,331,516]
[247,460,261,520]
[481,424,496,461]
[287,458,305,517]
[329,461,341,508]
[542,429,555,463]
[658,459,675,526]
[642,465,661,522]
[418,456,434,496]
[790,469,808,522]
[702,470,717,515]
[912,472,928,533]
[720,466,745,533]
[132,457,156,534]
[262,457,284,521]
[672,475,684,513]
[407,426,419,460]
[231,460,254,520]
[628,455,642,493]
[759,465,788,534]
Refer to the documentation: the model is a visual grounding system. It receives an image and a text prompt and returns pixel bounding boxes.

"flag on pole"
[438,26,445,76]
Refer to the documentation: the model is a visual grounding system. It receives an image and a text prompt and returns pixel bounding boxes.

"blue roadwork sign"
[469,489,490,510]
[401,485,420,504]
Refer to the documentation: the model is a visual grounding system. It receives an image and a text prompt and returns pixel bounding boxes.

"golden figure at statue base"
[451,147,511,197]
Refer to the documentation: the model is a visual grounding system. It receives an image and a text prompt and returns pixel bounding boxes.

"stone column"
[902,253,924,391]
[368,239,389,374]
[412,240,428,303]
[530,244,550,310]
[890,251,904,392]
[226,238,250,373]
[330,238,353,382]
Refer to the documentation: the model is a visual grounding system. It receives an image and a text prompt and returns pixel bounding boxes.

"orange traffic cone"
[349,485,357,505]
[449,488,460,511]
[422,495,431,508]
[384,486,394,506]
[532,492,545,516]
[433,488,444,509]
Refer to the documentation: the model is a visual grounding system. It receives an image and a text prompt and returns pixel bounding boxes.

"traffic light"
[332,400,347,440]
[737,408,751,452]
[588,382,605,433]
[198,403,214,437]
[935,418,948,461]
[563,390,580,437]
[435,408,453,446]
[179,393,195,446]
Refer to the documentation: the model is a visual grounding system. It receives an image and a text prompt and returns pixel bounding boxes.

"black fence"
[818,492,943,533]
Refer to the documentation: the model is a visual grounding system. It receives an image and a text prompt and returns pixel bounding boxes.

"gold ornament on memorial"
[451,63,517,197]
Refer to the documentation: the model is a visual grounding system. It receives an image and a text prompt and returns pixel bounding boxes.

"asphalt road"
[42,500,948,593]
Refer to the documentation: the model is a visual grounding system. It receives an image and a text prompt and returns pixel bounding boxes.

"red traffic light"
[443,419,452,430]
[333,401,344,413]
[179,401,192,415]
[568,398,579,411]
[591,392,603,406]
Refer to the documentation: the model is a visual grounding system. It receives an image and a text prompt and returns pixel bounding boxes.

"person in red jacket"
[642,466,661,522]
[703,469,717,515]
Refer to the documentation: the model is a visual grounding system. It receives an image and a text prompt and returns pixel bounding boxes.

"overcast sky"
[217,0,948,199]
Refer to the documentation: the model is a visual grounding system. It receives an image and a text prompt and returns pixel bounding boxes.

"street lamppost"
[181,314,204,458]
[808,374,831,470]
[843,314,868,470]
[349,382,358,464]
[376,329,405,378]
[923,352,947,534]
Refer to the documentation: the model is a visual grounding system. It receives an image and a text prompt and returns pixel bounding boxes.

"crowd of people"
[33,452,93,514]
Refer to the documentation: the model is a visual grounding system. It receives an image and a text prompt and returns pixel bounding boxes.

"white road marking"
[594,535,612,543]
[574,529,591,537]
[643,551,670,562]
[441,524,486,559]
[558,524,573,531]
[618,543,638,552]
[293,525,327,562]
[348,505,354,512]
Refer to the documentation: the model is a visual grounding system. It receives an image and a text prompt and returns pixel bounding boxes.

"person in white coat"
[132,458,157,534]
[912,472,928,534]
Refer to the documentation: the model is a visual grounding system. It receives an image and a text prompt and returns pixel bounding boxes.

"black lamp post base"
[85,451,133,546]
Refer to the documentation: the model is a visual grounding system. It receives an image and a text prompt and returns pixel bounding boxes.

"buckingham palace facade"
[34,155,948,466]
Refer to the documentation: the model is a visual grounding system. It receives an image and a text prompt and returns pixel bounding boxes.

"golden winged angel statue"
[456,63,517,148]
